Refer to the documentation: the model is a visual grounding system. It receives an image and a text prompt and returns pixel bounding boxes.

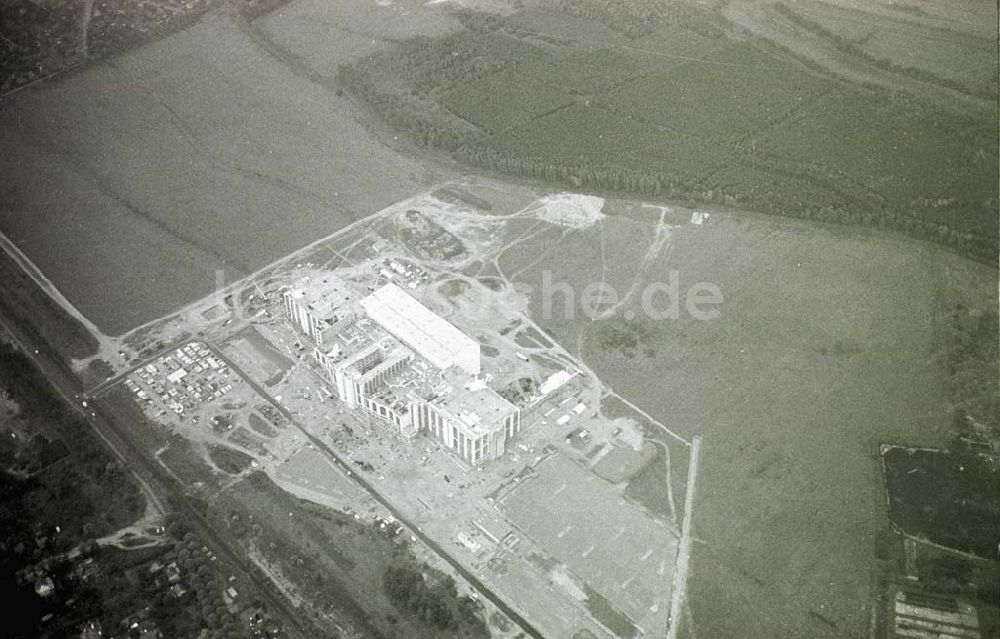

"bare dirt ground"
[0,4,456,335]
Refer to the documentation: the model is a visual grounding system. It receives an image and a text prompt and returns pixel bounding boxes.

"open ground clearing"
[500,453,677,635]
[498,202,997,638]
[0,1,996,637]
[219,471,492,639]
[90,180,996,639]
[339,2,997,261]
[0,3,455,335]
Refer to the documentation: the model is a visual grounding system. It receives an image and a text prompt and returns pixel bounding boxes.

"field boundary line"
[0,62,86,101]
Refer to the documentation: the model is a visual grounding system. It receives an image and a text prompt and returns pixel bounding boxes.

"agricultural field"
[596,43,830,137]
[495,200,997,638]
[339,3,998,261]
[0,1,996,638]
[256,0,466,75]
[2,0,993,336]
[0,1,459,336]
[767,0,997,99]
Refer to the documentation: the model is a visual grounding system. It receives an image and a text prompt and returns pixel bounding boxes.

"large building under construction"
[281,275,357,346]
[361,283,481,375]
[287,279,519,466]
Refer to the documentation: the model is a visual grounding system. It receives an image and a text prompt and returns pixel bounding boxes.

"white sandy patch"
[612,417,644,451]
[533,193,605,230]
[550,564,587,601]
[690,211,710,225]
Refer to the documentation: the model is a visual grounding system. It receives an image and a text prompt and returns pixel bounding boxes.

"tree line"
[335,19,997,263]
[774,2,996,102]
[383,562,488,635]
[944,305,999,437]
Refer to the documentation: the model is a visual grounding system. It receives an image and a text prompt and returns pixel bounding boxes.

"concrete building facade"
[285,279,518,466]
[414,372,520,465]
[282,276,356,345]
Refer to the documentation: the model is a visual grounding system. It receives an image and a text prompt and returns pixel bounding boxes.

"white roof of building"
[286,276,355,320]
[434,368,517,436]
[539,369,576,396]
[361,284,480,374]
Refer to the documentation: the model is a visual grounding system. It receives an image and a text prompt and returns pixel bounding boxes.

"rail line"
[0,295,315,639]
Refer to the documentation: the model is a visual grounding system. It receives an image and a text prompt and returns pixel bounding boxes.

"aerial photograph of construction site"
[0,0,997,638]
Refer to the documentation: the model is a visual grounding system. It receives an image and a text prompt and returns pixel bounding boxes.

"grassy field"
[208,444,254,475]
[772,0,997,99]
[2,0,992,335]
[496,201,997,638]
[340,4,998,261]
[0,246,97,361]
[0,2,456,335]
[216,471,489,639]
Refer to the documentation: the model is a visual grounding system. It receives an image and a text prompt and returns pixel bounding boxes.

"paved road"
[667,436,702,639]
[87,336,199,397]
[0,298,316,639]
[206,342,547,639]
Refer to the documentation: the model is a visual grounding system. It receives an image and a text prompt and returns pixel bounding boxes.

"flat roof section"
[435,369,517,436]
[361,283,481,375]
[286,275,356,320]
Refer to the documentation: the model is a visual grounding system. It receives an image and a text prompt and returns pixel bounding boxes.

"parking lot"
[500,453,677,633]
[125,342,234,417]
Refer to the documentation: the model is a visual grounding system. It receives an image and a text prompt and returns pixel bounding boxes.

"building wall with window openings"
[282,275,356,346]
[285,277,520,466]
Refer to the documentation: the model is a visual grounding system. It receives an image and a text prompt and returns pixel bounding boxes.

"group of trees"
[544,0,727,39]
[0,0,296,94]
[0,0,83,93]
[350,32,529,100]
[0,481,242,638]
[548,0,667,37]
[708,165,998,261]
[138,533,247,639]
[383,563,487,636]
[461,144,996,260]
[35,526,254,639]
[338,64,484,151]
[944,305,999,437]
[337,9,997,264]
[0,344,146,553]
[595,317,657,359]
